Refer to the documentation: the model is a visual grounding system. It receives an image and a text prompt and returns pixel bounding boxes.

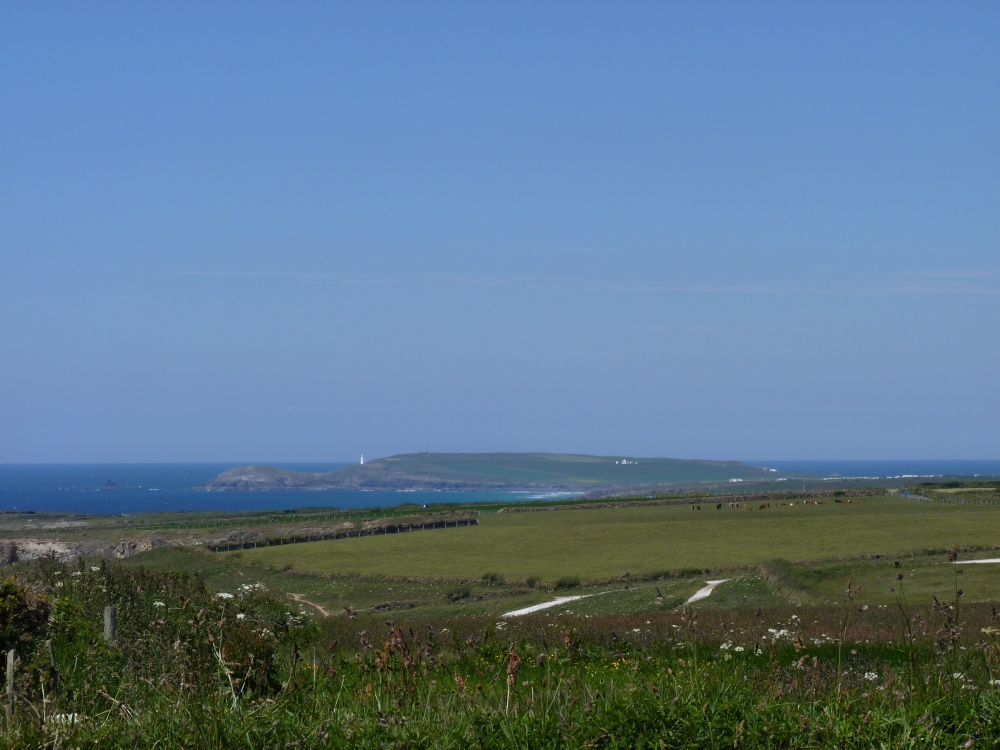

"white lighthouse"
[360,454,364,466]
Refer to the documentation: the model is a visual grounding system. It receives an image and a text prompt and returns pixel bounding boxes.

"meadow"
[224,495,1000,611]
[3,556,1000,748]
[5,491,1000,747]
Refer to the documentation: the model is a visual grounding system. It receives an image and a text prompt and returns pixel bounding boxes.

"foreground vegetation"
[5,554,1000,748]
[5,487,1000,746]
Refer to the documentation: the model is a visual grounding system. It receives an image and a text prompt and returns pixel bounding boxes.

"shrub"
[525,576,540,588]
[0,577,50,652]
[481,572,503,584]
[554,576,580,590]
[447,586,470,601]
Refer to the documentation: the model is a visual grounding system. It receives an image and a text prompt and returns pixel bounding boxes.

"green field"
[11,492,1000,747]
[233,495,1000,580]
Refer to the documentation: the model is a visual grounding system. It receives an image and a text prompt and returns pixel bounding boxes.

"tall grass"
[4,558,1000,747]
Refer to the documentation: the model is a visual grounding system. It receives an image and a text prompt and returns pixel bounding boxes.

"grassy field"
[7,557,1000,747]
[10,492,1000,746]
[232,495,1000,581]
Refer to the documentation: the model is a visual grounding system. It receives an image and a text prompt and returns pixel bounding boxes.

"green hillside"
[199,452,779,491]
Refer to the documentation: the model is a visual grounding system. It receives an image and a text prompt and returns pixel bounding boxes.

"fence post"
[5,648,14,723]
[46,639,58,696]
[104,606,118,644]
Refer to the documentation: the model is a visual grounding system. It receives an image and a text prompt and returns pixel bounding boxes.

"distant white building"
[360,454,364,466]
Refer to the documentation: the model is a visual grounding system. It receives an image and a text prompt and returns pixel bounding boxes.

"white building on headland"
[360,454,364,465]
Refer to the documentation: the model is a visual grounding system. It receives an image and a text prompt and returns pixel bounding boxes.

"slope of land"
[198,452,780,491]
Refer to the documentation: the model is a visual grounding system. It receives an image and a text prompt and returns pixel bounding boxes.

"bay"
[0,463,564,515]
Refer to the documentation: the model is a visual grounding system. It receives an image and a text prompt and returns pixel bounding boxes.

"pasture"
[232,495,1000,581]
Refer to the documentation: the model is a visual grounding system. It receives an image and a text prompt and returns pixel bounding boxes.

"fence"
[205,517,478,552]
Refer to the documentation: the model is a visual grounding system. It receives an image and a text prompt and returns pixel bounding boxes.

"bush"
[525,576,540,588]
[0,577,50,651]
[447,586,470,601]
[554,576,580,590]
[481,572,503,584]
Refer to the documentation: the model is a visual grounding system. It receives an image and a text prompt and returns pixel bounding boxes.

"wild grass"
[5,557,1000,748]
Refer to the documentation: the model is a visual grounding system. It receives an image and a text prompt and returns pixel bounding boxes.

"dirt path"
[685,579,729,604]
[501,591,617,618]
[288,593,331,617]
[501,595,594,617]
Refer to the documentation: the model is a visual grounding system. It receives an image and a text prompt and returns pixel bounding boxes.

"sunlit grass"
[233,496,1000,583]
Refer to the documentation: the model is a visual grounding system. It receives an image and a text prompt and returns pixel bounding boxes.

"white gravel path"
[685,579,729,604]
[501,592,615,618]
[954,558,1000,564]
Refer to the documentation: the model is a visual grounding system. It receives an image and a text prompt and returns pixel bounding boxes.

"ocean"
[754,459,1000,480]
[1,460,997,516]
[0,463,565,515]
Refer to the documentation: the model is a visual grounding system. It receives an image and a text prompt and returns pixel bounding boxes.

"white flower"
[216,592,234,599]
[236,613,246,620]
[91,566,100,572]
[953,672,965,680]
[55,581,63,588]
[734,646,744,652]
[864,672,878,681]
[153,601,165,608]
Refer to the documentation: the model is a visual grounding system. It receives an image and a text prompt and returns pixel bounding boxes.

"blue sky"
[2,3,998,463]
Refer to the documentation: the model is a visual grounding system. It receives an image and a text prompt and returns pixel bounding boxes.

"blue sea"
[0,463,569,515]
[1,460,997,516]
[752,460,1000,481]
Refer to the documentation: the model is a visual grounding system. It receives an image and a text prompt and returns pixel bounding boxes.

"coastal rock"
[105,537,167,559]
[0,542,17,565]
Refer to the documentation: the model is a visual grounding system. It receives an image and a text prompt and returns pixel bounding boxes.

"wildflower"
[216,592,234,599]
[864,672,878,681]
[236,613,245,620]
[734,646,744,652]
[91,566,100,572]
[153,601,165,608]
[953,673,964,680]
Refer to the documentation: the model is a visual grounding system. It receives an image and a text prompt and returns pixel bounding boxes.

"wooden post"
[5,648,14,723]
[46,639,58,696]
[104,606,117,644]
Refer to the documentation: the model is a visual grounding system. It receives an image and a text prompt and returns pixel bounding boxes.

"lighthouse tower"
[360,454,364,466]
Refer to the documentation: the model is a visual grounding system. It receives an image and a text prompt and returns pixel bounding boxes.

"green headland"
[198,451,782,491]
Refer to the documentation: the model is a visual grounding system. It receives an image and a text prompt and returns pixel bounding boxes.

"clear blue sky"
[2,3,998,463]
